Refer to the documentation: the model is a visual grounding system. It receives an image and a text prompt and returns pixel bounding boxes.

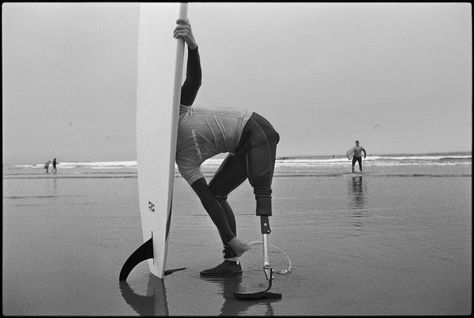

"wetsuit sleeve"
[191,178,217,208]
[180,48,202,106]
[191,177,234,243]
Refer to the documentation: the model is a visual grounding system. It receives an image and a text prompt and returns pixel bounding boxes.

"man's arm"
[174,19,201,106]
[362,148,367,158]
[180,48,201,106]
[190,178,234,243]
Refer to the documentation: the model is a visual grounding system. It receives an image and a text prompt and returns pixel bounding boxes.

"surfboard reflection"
[201,276,281,316]
[121,273,280,316]
[119,274,168,316]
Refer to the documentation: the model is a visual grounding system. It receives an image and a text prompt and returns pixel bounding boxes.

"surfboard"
[120,3,188,281]
[346,147,355,160]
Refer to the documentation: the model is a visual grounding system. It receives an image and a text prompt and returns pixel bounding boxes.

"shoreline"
[3,172,472,180]
[3,151,471,167]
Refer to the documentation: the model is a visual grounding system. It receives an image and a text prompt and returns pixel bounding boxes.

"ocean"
[3,152,471,179]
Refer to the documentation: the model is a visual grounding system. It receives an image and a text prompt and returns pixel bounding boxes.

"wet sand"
[2,173,471,315]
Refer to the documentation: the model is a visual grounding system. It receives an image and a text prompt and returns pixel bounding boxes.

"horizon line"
[3,150,472,166]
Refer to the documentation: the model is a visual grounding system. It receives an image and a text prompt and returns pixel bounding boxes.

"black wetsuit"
[179,47,279,257]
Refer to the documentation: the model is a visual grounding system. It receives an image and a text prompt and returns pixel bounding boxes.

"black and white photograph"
[2,2,471,316]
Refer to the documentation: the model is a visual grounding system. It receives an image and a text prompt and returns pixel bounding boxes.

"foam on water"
[3,152,471,179]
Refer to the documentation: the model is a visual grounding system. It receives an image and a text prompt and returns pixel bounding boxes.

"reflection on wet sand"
[119,274,168,316]
[201,276,281,316]
[348,176,368,229]
[53,177,57,195]
[348,175,367,210]
[120,274,281,316]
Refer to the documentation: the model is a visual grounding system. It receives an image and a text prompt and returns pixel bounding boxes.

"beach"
[2,154,472,315]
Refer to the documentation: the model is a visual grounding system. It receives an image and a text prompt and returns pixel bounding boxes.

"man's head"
[355,140,359,146]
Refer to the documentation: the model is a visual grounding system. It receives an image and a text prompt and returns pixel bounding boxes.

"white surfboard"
[346,147,355,160]
[135,3,187,279]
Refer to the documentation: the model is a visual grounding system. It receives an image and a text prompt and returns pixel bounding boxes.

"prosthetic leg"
[234,215,282,300]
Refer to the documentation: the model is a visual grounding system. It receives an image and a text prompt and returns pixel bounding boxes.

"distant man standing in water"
[346,140,367,173]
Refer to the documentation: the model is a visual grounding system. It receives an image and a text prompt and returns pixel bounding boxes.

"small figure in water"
[347,140,366,173]
[52,158,58,174]
[44,160,51,174]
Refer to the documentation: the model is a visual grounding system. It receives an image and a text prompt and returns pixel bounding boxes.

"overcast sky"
[2,3,472,164]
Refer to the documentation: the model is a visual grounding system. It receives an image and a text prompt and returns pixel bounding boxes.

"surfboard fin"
[120,238,154,281]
